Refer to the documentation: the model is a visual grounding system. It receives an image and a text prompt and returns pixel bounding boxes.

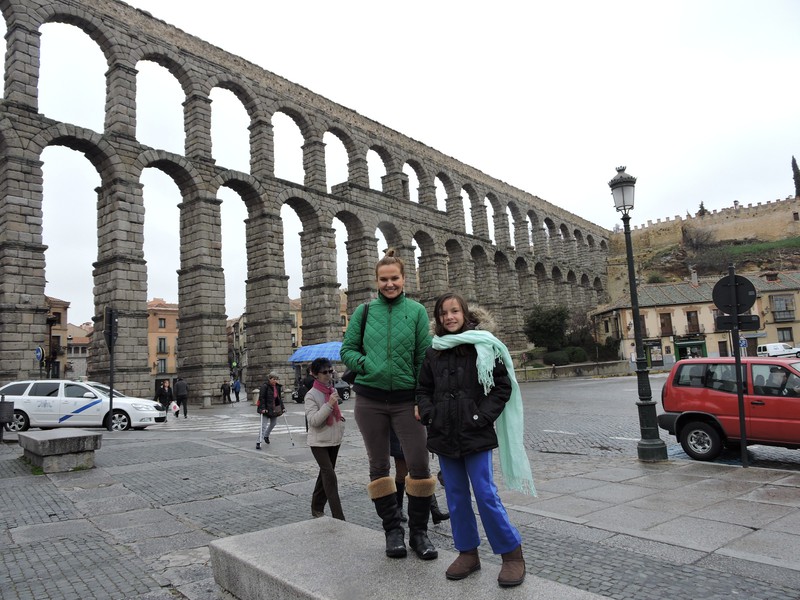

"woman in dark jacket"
[258,372,284,445]
[154,380,174,418]
[417,292,534,588]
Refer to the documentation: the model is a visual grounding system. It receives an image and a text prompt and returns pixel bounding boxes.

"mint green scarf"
[431,330,536,496]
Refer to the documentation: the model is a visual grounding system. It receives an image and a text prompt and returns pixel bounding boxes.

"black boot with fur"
[368,477,407,558]
[406,476,438,560]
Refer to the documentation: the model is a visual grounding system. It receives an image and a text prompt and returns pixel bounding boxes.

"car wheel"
[679,421,723,461]
[5,410,29,432]
[340,389,350,402]
[111,409,132,431]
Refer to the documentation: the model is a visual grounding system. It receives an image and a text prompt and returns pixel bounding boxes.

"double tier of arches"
[0,0,610,400]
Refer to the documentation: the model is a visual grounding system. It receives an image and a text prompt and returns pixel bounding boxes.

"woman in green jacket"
[341,249,437,561]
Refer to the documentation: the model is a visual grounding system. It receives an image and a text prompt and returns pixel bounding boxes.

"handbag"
[342,302,369,384]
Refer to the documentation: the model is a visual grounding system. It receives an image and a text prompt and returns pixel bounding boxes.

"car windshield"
[86,382,128,398]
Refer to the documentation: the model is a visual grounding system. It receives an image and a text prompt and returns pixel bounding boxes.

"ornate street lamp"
[609,166,668,462]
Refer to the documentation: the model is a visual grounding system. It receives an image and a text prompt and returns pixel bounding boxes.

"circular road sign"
[712,275,757,315]
[34,346,44,362]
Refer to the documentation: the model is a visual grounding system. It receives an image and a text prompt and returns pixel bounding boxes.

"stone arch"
[516,255,537,310]
[470,244,497,308]
[534,261,550,306]
[445,238,475,303]
[38,7,117,66]
[494,251,525,349]
[413,229,443,311]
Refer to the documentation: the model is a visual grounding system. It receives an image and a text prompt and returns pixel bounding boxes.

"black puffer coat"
[416,310,512,459]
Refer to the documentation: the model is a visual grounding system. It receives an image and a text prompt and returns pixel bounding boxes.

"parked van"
[658,357,800,461]
[756,342,800,358]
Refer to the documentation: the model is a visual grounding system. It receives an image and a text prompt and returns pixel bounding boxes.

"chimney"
[733,200,739,209]
[691,270,698,286]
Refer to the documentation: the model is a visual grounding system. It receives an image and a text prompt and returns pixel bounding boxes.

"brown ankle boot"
[498,545,525,587]
[445,549,480,580]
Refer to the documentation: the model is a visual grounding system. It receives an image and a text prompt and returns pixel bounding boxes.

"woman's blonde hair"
[375,248,405,278]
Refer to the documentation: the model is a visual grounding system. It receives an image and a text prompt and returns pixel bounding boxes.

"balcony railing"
[659,327,674,337]
[684,324,705,335]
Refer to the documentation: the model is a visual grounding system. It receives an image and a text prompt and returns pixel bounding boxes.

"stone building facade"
[0,0,609,403]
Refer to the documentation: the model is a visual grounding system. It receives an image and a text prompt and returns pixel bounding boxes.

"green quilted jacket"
[341,293,431,393]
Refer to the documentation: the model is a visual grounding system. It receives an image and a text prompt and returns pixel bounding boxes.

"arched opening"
[210,87,250,173]
[323,131,349,192]
[272,112,304,184]
[39,23,105,132]
[136,61,184,154]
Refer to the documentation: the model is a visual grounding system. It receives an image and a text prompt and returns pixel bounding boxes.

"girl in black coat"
[417,292,532,588]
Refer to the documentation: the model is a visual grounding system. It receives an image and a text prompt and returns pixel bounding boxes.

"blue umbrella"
[288,341,343,363]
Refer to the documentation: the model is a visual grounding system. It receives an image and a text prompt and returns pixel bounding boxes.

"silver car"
[0,380,166,432]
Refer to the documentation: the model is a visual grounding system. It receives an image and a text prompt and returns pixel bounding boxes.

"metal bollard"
[0,394,14,442]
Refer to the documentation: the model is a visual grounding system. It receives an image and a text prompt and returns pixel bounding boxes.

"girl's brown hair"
[375,248,405,278]
[433,292,473,337]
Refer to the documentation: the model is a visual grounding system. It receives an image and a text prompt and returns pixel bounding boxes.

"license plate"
[157,411,167,418]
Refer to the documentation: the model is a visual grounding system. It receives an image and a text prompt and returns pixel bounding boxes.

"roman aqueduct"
[0,0,610,403]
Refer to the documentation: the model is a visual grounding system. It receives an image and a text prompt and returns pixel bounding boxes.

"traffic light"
[104,307,118,349]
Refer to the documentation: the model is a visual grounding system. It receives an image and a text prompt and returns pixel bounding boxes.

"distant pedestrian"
[305,357,346,520]
[221,380,231,404]
[154,379,174,418]
[232,378,241,402]
[174,377,189,419]
[258,372,284,444]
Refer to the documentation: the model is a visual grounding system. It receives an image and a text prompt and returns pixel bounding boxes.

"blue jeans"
[439,450,521,555]
[261,414,278,439]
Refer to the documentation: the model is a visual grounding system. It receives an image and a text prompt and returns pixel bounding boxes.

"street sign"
[738,337,748,348]
[34,346,44,362]
[715,314,760,331]
[712,275,757,315]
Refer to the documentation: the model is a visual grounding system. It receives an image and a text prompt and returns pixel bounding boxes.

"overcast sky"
[31,0,800,325]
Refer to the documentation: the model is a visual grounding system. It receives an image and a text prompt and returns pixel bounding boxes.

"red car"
[658,357,800,461]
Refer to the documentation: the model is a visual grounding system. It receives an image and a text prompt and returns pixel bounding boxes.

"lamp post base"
[636,437,668,462]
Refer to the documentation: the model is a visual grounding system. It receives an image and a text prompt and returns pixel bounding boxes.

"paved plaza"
[2,382,800,599]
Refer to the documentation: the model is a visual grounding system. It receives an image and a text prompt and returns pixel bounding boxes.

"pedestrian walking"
[305,357,346,521]
[154,379,174,418]
[220,380,231,404]
[257,372,284,444]
[232,378,241,402]
[417,292,536,587]
[173,377,189,419]
[341,248,437,561]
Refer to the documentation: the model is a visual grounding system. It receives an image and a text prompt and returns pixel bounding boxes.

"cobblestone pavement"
[2,383,799,600]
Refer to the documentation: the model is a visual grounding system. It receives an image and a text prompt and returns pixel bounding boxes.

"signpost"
[711,266,759,468]
[104,307,118,432]
[34,346,44,380]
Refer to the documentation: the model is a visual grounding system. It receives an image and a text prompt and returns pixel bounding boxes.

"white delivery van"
[756,342,800,358]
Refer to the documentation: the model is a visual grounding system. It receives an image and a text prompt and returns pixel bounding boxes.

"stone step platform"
[210,517,605,600]
[17,429,102,473]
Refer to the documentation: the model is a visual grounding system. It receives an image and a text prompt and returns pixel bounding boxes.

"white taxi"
[0,380,166,432]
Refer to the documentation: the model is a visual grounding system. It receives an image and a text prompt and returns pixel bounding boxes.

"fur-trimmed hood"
[429,305,498,336]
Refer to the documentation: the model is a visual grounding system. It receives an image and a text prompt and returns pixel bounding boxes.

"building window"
[686,311,700,334]
[659,313,673,336]
[157,358,166,373]
[770,294,795,322]
[52,312,62,324]
[157,337,167,353]
[777,327,794,343]
[604,319,610,334]
[291,313,297,327]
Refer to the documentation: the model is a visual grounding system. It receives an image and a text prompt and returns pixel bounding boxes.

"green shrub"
[543,350,569,366]
[565,346,588,362]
